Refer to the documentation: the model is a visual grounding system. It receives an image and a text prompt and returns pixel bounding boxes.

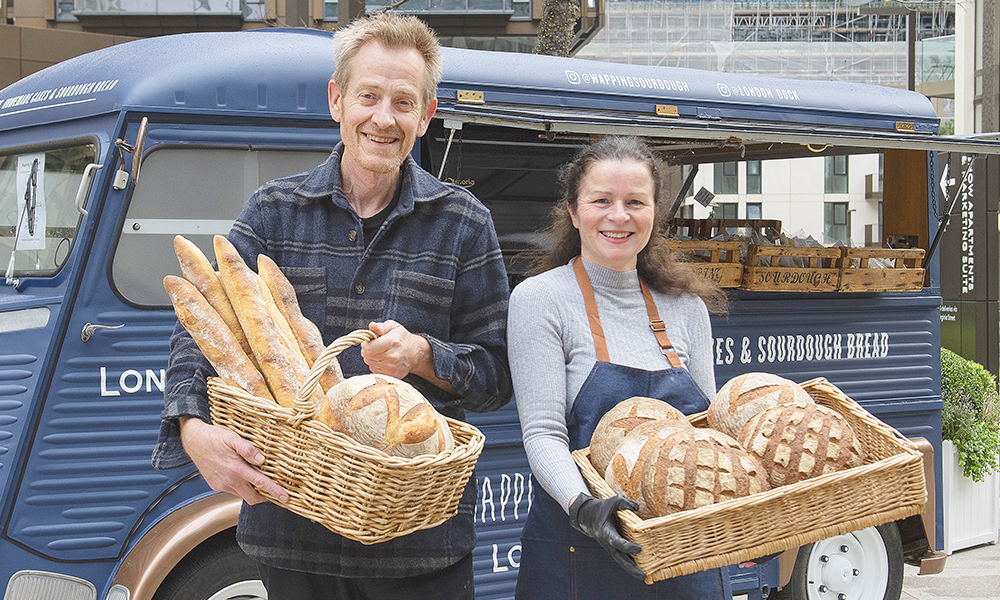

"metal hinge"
[457,90,485,104]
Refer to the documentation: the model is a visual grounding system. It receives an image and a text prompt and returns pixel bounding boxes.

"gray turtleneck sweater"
[507,258,716,513]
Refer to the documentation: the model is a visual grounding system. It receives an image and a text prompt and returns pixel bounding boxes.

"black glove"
[568,493,646,580]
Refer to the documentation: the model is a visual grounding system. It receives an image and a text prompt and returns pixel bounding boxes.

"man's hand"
[362,321,455,393]
[179,417,289,505]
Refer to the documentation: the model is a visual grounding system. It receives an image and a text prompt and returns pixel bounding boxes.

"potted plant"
[940,347,1000,553]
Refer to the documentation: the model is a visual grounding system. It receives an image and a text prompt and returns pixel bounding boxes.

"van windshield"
[1,144,97,278]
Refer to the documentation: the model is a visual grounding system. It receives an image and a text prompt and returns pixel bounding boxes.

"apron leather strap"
[573,257,611,362]
[573,257,682,368]
[640,279,683,368]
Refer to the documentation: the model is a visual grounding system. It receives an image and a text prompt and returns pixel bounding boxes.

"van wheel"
[773,522,903,600]
[153,534,267,600]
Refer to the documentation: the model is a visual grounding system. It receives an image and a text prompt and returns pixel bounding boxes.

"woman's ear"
[567,203,580,229]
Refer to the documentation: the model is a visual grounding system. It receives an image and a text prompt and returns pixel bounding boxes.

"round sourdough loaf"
[322,374,454,458]
[590,396,688,475]
[640,427,770,517]
[603,419,693,518]
[737,400,864,487]
[708,372,815,439]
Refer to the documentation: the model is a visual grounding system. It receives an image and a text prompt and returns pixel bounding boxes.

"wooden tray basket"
[664,240,744,288]
[208,330,486,545]
[571,378,926,584]
[741,245,842,292]
[838,247,926,292]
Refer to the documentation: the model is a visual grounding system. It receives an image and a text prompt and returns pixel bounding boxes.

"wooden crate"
[741,245,841,292]
[664,240,744,287]
[667,218,782,241]
[838,247,925,292]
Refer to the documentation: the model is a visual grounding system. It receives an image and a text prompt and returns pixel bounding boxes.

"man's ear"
[416,98,438,137]
[328,79,343,123]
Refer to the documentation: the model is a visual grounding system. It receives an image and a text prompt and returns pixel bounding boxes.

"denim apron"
[514,259,727,600]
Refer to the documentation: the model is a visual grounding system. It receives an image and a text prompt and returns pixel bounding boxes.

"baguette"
[163,275,273,402]
[214,235,300,408]
[258,254,344,391]
[173,235,256,367]
[256,272,311,379]
[254,273,326,409]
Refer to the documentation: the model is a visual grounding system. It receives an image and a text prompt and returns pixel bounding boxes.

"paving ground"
[901,539,1000,600]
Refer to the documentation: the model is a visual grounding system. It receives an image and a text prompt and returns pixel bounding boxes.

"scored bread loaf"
[172,235,256,367]
[641,427,770,517]
[214,235,300,408]
[604,418,692,518]
[590,396,689,476]
[322,374,454,458]
[258,254,344,392]
[707,372,815,439]
[737,400,865,488]
[163,275,273,402]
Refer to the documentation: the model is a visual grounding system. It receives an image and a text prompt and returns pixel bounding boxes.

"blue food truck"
[2,27,999,600]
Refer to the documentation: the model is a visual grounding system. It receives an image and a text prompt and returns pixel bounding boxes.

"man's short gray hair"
[333,13,443,108]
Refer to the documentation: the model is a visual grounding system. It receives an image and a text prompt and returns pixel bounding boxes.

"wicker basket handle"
[293,329,378,416]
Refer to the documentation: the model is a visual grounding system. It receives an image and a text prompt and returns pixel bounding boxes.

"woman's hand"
[568,492,646,580]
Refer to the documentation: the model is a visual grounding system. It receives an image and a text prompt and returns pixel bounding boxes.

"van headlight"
[105,584,130,600]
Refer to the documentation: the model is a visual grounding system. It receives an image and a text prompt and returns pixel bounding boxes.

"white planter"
[942,439,1000,554]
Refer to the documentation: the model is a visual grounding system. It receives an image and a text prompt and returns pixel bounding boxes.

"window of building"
[245,0,267,21]
[323,0,516,21]
[512,0,530,19]
[714,202,738,219]
[824,201,850,244]
[71,0,241,17]
[747,202,762,219]
[714,162,738,194]
[747,160,761,194]
[825,155,849,193]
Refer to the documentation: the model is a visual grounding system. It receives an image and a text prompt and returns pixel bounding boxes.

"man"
[152,13,512,599]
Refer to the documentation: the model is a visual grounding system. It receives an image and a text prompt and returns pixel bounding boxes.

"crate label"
[745,268,839,290]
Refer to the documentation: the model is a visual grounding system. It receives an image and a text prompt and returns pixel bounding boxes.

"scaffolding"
[575,0,955,87]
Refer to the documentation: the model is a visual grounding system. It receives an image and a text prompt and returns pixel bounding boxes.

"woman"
[508,136,727,599]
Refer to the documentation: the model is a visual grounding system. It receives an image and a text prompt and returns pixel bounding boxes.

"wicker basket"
[572,377,927,584]
[208,329,485,545]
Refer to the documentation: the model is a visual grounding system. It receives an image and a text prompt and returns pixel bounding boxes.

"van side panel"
[712,292,944,547]
[0,302,59,515]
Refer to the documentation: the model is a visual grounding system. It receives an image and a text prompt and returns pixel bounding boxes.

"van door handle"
[82,322,125,342]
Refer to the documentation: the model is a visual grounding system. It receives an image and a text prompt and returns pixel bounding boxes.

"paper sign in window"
[15,153,46,250]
